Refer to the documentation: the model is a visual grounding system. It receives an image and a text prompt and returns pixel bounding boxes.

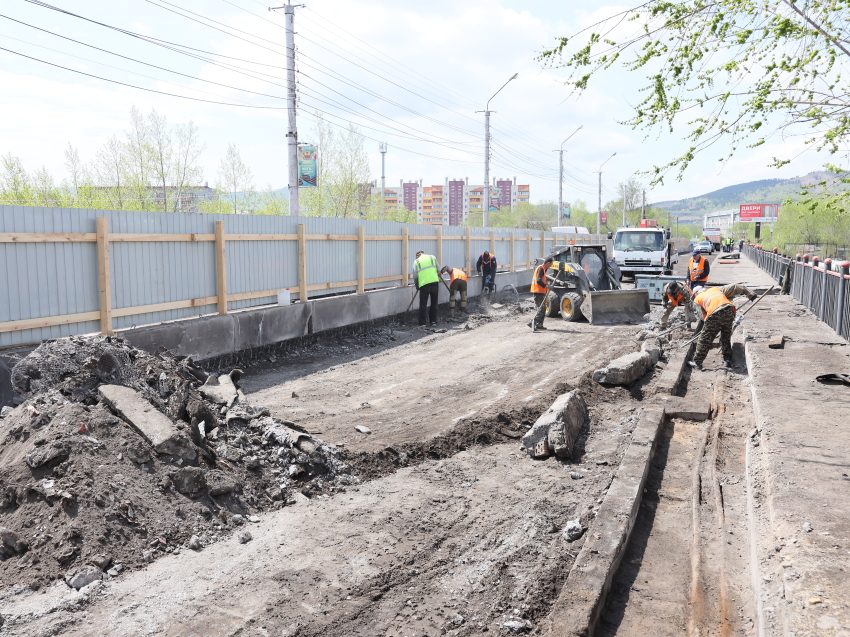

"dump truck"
[537,244,650,325]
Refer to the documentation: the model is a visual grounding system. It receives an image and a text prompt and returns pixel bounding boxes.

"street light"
[554,125,583,227]
[479,73,518,227]
[596,152,616,235]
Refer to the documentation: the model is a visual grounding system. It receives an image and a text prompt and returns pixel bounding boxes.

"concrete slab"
[522,390,587,459]
[592,351,653,385]
[367,286,416,320]
[311,293,371,333]
[540,406,666,637]
[656,395,711,421]
[654,343,695,395]
[97,384,177,448]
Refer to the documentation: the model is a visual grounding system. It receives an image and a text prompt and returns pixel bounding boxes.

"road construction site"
[1,251,848,637]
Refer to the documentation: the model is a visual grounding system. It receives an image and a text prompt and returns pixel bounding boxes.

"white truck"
[612,226,678,278]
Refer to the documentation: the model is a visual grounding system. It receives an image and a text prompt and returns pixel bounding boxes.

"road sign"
[740,204,779,222]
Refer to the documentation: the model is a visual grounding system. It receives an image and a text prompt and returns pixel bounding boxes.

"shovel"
[401,287,419,326]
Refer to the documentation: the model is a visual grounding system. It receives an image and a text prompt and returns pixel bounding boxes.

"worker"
[476,251,497,294]
[688,284,757,370]
[529,257,554,332]
[413,250,441,327]
[440,265,468,319]
[688,249,710,290]
[738,238,744,252]
[660,281,694,329]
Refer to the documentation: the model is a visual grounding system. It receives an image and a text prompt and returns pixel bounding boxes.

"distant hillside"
[654,171,845,220]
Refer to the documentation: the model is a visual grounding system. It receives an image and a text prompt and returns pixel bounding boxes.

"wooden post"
[95,217,114,335]
[526,231,531,269]
[465,226,472,275]
[297,223,308,301]
[402,227,409,285]
[489,230,495,258]
[510,231,515,272]
[215,221,228,315]
[357,225,365,294]
[436,225,443,267]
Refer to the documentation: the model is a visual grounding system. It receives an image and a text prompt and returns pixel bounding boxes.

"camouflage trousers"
[694,305,734,365]
[533,291,555,328]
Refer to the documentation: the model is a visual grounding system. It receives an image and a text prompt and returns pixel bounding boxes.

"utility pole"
[479,73,518,227]
[379,142,387,219]
[555,126,582,227]
[596,152,616,236]
[622,183,627,227]
[641,189,646,221]
[270,1,303,216]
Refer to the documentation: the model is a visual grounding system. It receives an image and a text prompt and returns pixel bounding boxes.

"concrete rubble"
[522,390,587,460]
[0,334,355,590]
[593,338,662,385]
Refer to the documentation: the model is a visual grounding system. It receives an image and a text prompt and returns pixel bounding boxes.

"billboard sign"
[297,144,317,187]
[739,204,778,222]
[489,186,501,211]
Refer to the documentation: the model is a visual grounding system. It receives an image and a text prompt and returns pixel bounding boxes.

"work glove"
[733,314,744,328]
[748,293,757,301]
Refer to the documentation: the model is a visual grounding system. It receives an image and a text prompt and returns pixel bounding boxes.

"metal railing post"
[820,258,831,321]
[810,256,819,311]
[839,262,850,339]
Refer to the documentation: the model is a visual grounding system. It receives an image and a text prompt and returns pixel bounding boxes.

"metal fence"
[0,205,612,346]
[743,244,850,341]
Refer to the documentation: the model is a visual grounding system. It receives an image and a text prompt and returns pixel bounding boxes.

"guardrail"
[742,243,850,341]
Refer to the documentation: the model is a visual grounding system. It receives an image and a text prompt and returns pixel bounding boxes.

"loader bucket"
[584,289,650,325]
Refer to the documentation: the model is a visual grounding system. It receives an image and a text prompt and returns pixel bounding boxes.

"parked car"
[697,240,714,254]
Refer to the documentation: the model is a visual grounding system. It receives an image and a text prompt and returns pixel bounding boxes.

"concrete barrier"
[120,270,530,362]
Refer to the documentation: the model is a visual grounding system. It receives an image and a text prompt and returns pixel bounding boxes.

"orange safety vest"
[531,264,549,294]
[688,256,708,282]
[482,254,495,268]
[694,287,731,317]
[449,268,468,284]
[667,288,688,307]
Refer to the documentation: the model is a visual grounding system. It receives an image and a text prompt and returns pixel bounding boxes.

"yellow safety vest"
[414,254,439,286]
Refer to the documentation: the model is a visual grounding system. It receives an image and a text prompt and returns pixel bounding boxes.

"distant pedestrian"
[440,266,468,319]
[739,238,744,251]
[477,251,498,294]
[529,257,554,332]
[689,284,757,370]
[413,250,441,327]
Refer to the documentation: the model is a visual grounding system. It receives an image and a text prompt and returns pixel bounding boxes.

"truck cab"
[612,226,677,278]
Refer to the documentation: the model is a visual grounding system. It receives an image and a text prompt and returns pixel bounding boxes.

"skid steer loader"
[536,244,650,325]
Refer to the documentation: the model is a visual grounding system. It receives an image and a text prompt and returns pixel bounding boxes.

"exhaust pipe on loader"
[584,289,650,325]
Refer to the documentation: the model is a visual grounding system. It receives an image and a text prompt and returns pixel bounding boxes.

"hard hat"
[692,249,701,256]
[692,286,704,294]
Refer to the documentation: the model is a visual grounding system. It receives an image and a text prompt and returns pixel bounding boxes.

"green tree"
[541,0,850,198]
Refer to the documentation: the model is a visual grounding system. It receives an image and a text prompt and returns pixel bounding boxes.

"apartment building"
[369,178,530,225]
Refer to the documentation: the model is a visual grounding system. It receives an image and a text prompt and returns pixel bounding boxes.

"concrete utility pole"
[623,183,627,227]
[479,73,518,228]
[379,142,387,219]
[270,1,303,216]
[596,152,616,236]
[641,189,646,220]
[555,126,582,227]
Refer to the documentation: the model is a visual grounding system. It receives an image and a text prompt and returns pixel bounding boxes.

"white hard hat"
[692,286,704,294]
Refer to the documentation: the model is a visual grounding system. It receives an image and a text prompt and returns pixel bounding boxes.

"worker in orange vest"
[529,257,554,332]
[689,284,756,370]
[687,249,710,290]
[477,251,498,294]
[660,281,694,329]
[440,266,468,319]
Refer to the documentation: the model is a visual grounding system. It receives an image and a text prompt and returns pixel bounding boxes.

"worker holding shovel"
[688,284,757,370]
[440,266,468,320]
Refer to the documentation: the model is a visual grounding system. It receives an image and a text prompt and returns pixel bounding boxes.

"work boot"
[536,325,548,331]
[688,360,703,371]
[721,359,732,369]
[430,322,437,327]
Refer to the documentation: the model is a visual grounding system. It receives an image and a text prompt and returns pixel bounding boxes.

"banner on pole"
[600,211,608,224]
[562,203,572,219]
[488,186,501,211]
[297,144,317,187]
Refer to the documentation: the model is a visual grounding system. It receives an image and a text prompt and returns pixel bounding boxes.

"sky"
[0,0,831,207]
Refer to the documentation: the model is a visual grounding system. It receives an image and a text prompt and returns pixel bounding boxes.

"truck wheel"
[561,293,583,322]
[545,294,561,317]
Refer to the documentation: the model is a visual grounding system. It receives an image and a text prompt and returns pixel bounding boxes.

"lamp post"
[479,73,518,227]
[555,126,583,227]
[596,152,616,235]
